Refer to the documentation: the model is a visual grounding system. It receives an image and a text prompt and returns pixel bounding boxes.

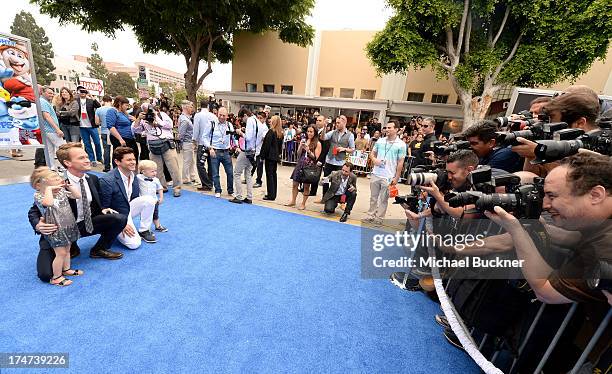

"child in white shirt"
[137,160,167,232]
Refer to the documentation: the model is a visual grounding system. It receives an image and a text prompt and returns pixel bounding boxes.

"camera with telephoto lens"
[496,122,568,147]
[533,117,612,163]
[433,140,471,156]
[393,194,420,213]
[446,168,522,206]
[586,260,612,292]
[467,165,522,194]
[495,110,538,129]
[144,108,155,124]
[407,166,451,192]
[447,178,544,219]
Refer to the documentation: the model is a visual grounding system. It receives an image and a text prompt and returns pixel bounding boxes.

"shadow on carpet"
[0,182,479,373]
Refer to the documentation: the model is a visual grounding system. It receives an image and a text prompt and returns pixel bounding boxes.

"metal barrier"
[281,140,298,165]
[403,211,612,373]
[280,141,375,176]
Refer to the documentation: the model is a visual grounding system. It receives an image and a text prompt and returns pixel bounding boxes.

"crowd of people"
[25,82,611,371]
[385,85,611,372]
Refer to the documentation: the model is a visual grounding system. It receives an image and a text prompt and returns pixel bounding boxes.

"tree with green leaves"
[34,0,315,103]
[86,42,108,86]
[107,72,136,98]
[367,0,612,129]
[10,11,56,85]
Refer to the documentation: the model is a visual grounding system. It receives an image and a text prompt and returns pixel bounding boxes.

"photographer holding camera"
[486,153,612,304]
[132,102,182,197]
[512,91,600,176]
[463,120,522,173]
[203,107,235,198]
[230,108,267,204]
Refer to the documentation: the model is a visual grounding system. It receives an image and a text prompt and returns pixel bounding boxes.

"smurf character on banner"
[0,35,40,147]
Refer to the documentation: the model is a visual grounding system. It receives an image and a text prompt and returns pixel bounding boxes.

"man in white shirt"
[230,108,267,204]
[366,120,406,224]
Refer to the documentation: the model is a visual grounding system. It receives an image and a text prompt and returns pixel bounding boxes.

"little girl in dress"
[31,167,84,287]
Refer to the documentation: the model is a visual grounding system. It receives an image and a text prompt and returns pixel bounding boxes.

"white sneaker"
[215,193,221,198]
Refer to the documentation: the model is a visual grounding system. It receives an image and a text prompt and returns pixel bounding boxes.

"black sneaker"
[229,197,243,204]
[139,230,157,243]
[155,225,168,233]
[443,327,464,351]
[243,198,253,204]
[435,314,450,329]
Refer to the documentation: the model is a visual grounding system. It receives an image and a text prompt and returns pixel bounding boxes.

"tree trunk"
[185,71,198,104]
[461,89,495,131]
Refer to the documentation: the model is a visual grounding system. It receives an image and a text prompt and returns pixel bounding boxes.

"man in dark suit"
[321,162,358,223]
[99,146,157,247]
[75,85,102,166]
[28,143,127,283]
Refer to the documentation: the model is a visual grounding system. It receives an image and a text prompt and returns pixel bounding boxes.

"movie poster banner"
[0,32,43,148]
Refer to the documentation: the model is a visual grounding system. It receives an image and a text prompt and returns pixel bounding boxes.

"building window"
[246,83,257,92]
[431,94,449,104]
[263,84,275,93]
[281,85,293,95]
[407,92,425,102]
[360,89,376,100]
[340,88,354,99]
[320,87,334,97]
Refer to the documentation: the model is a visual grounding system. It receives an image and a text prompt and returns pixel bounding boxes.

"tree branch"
[456,0,470,58]
[446,27,456,66]
[196,34,220,88]
[492,6,510,48]
[464,10,472,54]
[491,31,524,83]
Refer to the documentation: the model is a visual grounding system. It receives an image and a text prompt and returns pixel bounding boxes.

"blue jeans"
[210,149,234,194]
[80,127,102,162]
[101,131,111,170]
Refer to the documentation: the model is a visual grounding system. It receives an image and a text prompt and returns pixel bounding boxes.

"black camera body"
[447,178,544,219]
[496,122,568,147]
[144,108,155,123]
[534,119,612,163]
[393,194,420,213]
[433,140,471,156]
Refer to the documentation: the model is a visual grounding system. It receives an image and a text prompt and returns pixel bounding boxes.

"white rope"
[425,217,504,374]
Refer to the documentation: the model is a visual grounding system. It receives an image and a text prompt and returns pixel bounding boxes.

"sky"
[4,0,394,92]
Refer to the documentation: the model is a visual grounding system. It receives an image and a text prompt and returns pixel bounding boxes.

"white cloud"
[4,0,392,92]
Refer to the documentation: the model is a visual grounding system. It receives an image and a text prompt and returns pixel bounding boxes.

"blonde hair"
[30,167,60,189]
[138,160,157,172]
[269,115,284,139]
[57,142,83,168]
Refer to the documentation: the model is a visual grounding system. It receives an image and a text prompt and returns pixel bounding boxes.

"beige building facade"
[220,30,612,126]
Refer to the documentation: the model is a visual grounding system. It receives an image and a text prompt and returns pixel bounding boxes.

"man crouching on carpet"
[28,142,127,283]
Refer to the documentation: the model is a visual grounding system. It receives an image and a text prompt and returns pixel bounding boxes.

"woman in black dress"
[260,115,284,200]
[286,125,322,210]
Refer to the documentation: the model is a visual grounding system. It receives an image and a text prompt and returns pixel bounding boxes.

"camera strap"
[208,120,215,149]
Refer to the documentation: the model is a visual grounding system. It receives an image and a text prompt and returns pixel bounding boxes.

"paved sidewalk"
[0,148,410,228]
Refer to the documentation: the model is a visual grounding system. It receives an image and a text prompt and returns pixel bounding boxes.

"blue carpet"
[0,182,479,373]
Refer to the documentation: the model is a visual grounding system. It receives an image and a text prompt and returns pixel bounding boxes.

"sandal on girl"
[62,268,84,276]
[50,276,72,287]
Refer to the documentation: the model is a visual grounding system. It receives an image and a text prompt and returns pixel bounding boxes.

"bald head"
[218,106,228,123]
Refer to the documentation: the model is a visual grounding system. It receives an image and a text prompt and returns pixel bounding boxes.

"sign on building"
[0,32,42,148]
[79,76,104,96]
